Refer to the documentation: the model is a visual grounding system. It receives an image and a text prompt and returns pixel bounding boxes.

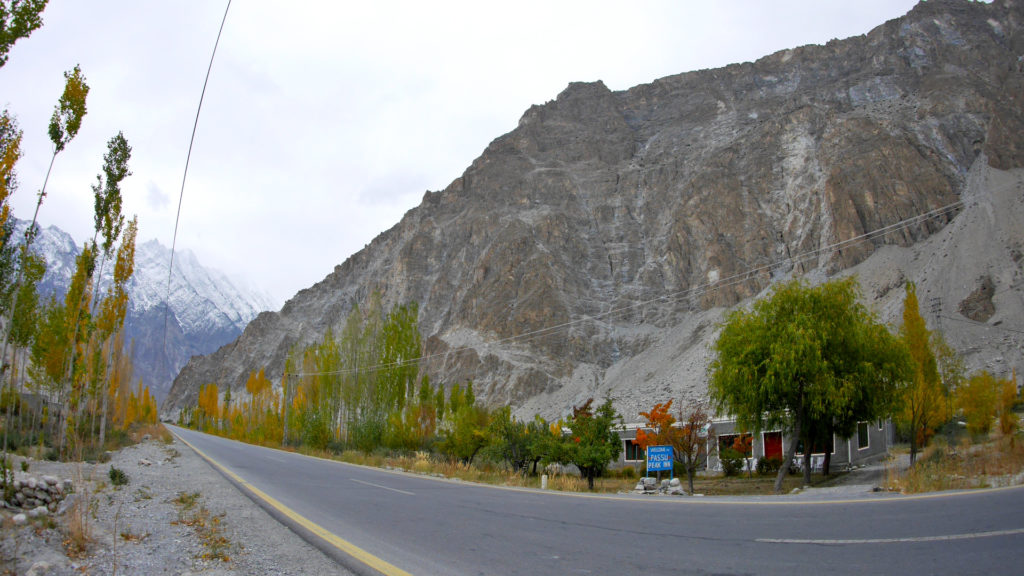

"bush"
[720,448,744,476]
[108,466,129,487]
[756,456,782,476]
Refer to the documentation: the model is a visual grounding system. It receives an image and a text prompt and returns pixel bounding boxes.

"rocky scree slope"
[166,0,1024,420]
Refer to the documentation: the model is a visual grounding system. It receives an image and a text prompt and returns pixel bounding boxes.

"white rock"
[57,493,78,516]
[12,513,27,525]
[26,561,53,576]
[42,475,59,486]
[139,458,153,466]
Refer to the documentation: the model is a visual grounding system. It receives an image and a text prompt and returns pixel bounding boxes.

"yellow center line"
[172,430,413,576]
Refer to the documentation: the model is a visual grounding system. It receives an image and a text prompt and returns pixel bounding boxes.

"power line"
[287,197,969,378]
[161,1,231,389]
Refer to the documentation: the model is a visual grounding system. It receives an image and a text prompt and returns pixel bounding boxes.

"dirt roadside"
[1,434,349,575]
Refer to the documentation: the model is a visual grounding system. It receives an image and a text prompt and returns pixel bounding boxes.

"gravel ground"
[1,433,350,575]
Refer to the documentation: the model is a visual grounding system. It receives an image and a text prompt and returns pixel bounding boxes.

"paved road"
[170,426,1024,575]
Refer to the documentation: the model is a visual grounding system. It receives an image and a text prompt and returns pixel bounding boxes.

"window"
[718,434,753,457]
[624,440,644,461]
[857,422,870,450]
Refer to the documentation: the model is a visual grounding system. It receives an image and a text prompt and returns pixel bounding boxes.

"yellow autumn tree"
[197,383,220,433]
[957,371,1004,437]
[898,282,946,464]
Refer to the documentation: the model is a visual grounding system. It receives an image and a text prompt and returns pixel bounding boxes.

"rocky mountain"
[165,0,1024,421]
[13,220,275,401]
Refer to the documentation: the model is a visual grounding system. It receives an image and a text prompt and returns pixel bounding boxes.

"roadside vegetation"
[179,277,1023,496]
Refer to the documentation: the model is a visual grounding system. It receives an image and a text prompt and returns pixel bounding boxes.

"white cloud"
[0,0,921,306]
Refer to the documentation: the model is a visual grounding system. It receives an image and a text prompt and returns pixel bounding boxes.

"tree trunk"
[822,449,831,477]
[909,425,919,465]
[774,420,801,493]
[803,451,812,485]
[686,466,695,495]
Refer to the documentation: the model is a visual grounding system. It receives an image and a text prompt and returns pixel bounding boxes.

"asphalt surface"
[170,426,1024,575]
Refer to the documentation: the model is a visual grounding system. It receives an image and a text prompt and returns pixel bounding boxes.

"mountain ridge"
[12,219,275,400]
[165,0,1024,419]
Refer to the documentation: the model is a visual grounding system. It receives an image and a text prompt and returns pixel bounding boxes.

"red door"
[763,431,783,460]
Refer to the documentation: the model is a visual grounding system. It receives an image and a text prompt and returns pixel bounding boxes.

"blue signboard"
[646,445,674,472]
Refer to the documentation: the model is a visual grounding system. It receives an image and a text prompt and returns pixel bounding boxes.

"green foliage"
[0,0,47,68]
[301,409,332,451]
[553,398,622,490]
[756,456,783,476]
[484,406,531,473]
[108,465,128,486]
[709,277,912,490]
[92,131,131,257]
[437,402,490,465]
[48,64,89,152]
[719,448,744,477]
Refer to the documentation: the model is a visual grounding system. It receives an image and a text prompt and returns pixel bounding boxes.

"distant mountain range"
[13,219,275,401]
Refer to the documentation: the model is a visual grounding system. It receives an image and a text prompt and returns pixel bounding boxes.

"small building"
[613,416,891,474]
[706,417,891,473]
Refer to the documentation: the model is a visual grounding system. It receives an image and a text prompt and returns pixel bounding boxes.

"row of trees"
[182,275,1019,493]
[180,296,628,489]
[1,3,158,467]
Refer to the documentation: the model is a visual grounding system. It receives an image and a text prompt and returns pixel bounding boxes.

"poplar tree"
[898,282,946,464]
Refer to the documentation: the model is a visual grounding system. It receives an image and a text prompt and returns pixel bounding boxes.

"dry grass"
[308,448,839,495]
[62,494,91,558]
[130,423,173,444]
[62,464,94,558]
[887,434,1024,493]
[171,491,233,562]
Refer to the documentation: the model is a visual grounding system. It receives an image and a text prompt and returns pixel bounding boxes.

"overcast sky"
[0,0,920,308]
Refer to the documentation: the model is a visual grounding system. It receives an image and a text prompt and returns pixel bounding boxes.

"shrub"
[108,466,129,487]
[720,448,744,476]
[756,456,782,476]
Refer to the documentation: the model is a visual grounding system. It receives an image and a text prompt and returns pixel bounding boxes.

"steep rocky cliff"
[165,0,1024,419]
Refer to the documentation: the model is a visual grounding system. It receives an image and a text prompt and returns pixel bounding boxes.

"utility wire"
[161,1,231,388]
[287,197,971,378]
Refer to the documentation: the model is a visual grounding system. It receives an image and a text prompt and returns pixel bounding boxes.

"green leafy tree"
[485,406,531,473]
[437,394,490,465]
[709,277,912,492]
[0,0,47,68]
[897,282,946,464]
[555,398,622,490]
[521,415,556,476]
[377,302,421,413]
